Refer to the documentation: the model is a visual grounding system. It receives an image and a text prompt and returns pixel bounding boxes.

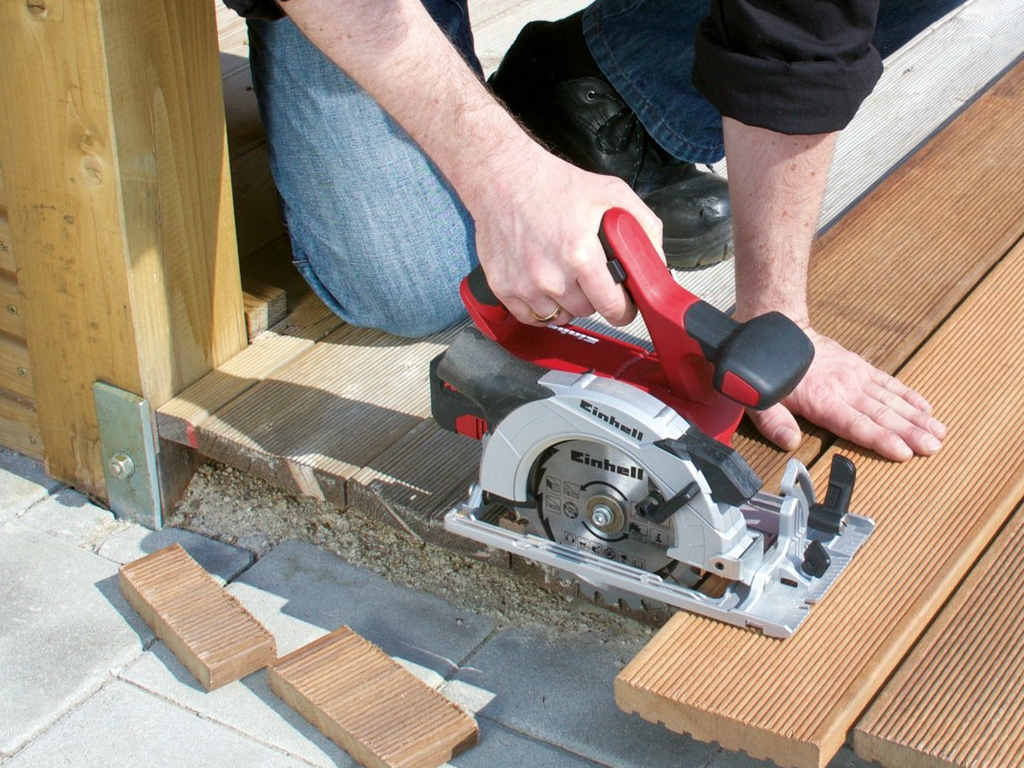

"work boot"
[489,13,732,270]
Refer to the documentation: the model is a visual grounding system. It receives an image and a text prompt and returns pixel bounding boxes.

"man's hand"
[723,117,947,461]
[467,143,662,327]
[747,328,946,461]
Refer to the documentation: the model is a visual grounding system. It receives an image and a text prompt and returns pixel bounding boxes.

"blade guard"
[459,209,814,443]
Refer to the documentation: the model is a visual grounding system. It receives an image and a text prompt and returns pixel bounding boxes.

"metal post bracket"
[93,381,162,529]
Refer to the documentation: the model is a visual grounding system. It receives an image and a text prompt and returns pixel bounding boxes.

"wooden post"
[0,0,247,495]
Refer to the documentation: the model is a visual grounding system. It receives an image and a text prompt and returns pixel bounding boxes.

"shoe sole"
[663,222,734,271]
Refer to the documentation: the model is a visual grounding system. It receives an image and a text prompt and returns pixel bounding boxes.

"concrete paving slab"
[0,524,153,756]
[97,525,254,583]
[448,720,602,768]
[4,681,311,768]
[707,744,872,768]
[0,447,60,522]
[448,626,717,768]
[120,642,359,768]
[227,540,495,675]
[18,489,116,551]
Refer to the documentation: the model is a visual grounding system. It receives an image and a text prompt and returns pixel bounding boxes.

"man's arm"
[277,0,662,327]
[724,117,946,460]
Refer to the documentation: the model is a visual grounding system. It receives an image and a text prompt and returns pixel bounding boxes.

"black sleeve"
[222,0,284,20]
[692,0,882,135]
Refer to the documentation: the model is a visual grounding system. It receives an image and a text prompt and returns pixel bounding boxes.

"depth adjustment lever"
[808,455,857,536]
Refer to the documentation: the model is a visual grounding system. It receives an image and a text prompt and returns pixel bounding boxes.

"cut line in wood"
[119,543,276,691]
[269,626,478,768]
[616,235,1024,768]
[853,502,1024,768]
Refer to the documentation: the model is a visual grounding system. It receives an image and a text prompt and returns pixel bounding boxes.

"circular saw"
[429,209,874,638]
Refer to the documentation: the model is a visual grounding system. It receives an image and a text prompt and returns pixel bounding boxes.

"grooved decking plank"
[119,544,276,691]
[347,419,482,545]
[853,503,1024,768]
[179,324,461,504]
[269,626,478,768]
[157,292,341,446]
[729,57,1024,490]
[616,236,1024,768]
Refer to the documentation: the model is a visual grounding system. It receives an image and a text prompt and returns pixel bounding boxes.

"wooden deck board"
[616,235,1024,768]
[347,419,482,543]
[164,323,462,505]
[853,503,1024,768]
[158,292,341,445]
[726,56,1024,497]
[269,626,478,768]
[120,543,276,691]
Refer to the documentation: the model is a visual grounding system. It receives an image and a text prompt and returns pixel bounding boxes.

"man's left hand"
[746,328,947,461]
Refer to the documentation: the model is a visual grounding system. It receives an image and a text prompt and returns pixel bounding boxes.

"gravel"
[167,461,657,644]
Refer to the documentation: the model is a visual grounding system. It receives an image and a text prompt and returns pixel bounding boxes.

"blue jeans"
[248,0,964,337]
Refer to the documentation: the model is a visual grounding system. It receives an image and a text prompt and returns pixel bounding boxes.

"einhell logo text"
[569,449,645,480]
[579,400,644,441]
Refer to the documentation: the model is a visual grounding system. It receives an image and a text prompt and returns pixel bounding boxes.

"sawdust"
[168,461,656,644]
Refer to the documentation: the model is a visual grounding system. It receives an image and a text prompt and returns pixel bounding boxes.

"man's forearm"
[279,0,535,208]
[724,116,837,326]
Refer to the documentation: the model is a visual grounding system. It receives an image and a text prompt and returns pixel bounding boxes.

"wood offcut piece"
[269,626,478,768]
[119,543,276,690]
[616,236,1024,768]
[853,503,1024,768]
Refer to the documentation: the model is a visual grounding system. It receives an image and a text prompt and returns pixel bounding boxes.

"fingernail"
[773,427,799,449]
[895,442,914,461]
[930,418,948,439]
[923,435,942,454]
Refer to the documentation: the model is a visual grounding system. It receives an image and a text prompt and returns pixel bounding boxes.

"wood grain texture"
[119,543,275,691]
[853,503,1024,768]
[243,280,288,341]
[616,236,1024,768]
[178,324,460,506]
[0,273,24,340]
[97,0,247,404]
[347,419,482,546]
[269,626,478,768]
[157,292,341,446]
[0,0,245,492]
[0,332,33,400]
[719,57,1024,499]
[0,212,14,275]
[238,235,312,340]
[0,389,42,459]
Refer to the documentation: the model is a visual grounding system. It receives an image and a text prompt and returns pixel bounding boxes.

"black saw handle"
[430,327,552,439]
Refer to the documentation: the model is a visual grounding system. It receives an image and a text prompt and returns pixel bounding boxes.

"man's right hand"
[465,141,663,328]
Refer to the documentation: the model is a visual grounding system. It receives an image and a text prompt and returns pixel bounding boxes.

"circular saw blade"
[517,439,692,613]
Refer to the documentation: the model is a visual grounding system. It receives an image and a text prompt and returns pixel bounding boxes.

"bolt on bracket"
[93,381,162,529]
